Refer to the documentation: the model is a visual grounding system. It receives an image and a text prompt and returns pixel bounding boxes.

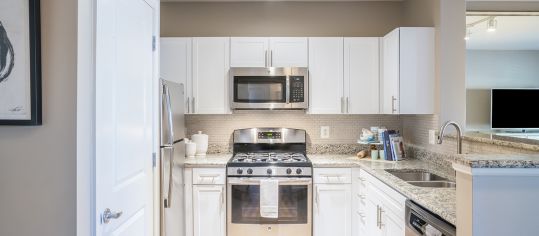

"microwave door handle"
[286,77,290,104]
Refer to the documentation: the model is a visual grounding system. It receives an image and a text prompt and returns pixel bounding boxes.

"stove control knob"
[237,168,243,175]
[247,168,253,175]
[267,169,273,175]
[296,168,303,175]
[286,168,292,174]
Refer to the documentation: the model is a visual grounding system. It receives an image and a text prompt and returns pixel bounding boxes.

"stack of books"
[379,130,405,161]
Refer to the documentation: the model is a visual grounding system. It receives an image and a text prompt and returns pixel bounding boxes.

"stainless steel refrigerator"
[160,79,186,236]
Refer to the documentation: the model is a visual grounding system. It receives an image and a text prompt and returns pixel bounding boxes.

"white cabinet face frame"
[308,37,345,114]
[313,183,352,236]
[344,37,381,114]
[230,37,269,67]
[269,37,309,67]
[192,185,226,236]
[192,37,230,114]
[160,37,192,113]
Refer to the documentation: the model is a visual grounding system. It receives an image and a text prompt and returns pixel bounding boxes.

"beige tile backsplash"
[186,112,401,145]
[186,112,539,155]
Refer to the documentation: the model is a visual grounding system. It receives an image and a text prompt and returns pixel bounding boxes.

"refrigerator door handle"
[163,85,175,144]
[162,145,174,208]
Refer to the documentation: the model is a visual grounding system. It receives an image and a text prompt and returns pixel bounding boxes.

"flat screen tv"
[491,89,539,130]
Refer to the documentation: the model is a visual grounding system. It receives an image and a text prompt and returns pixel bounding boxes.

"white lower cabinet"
[192,185,226,236]
[185,168,226,236]
[313,168,352,236]
[360,169,406,236]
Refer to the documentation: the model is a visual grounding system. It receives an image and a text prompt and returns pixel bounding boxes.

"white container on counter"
[191,131,208,157]
[185,139,197,158]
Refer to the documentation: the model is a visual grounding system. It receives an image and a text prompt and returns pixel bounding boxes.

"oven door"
[227,177,312,236]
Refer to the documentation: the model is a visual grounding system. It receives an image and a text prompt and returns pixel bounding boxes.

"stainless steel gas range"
[227,128,312,236]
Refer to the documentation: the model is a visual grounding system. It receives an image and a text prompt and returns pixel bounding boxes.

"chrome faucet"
[437,121,463,154]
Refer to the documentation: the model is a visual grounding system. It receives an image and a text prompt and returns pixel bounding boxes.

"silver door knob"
[102,208,123,224]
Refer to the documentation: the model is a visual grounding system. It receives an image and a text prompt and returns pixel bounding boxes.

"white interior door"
[95,0,157,235]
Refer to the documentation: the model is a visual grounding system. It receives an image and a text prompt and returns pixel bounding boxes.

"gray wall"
[160,2,403,37]
[0,0,77,235]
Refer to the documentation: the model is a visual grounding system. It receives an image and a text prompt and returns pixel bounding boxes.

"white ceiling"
[466,16,539,50]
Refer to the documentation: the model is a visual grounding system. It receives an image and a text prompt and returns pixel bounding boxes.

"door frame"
[76,0,161,235]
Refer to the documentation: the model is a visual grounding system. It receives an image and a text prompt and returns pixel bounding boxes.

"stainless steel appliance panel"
[405,200,456,236]
[230,67,309,110]
[227,177,312,236]
[233,128,306,144]
[160,79,186,236]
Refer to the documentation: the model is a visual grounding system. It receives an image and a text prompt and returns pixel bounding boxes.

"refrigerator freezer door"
[160,79,186,236]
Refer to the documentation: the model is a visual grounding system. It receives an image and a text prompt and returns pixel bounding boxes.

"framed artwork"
[0,0,41,125]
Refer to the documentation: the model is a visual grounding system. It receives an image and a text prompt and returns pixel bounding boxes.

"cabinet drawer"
[314,168,352,184]
[193,168,226,185]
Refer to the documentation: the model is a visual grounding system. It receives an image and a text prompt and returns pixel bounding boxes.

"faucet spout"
[437,121,463,154]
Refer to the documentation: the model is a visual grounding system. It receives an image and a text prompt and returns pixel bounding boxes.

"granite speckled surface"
[184,154,231,168]
[462,132,539,152]
[408,143,539,168]
[309,155,456,225]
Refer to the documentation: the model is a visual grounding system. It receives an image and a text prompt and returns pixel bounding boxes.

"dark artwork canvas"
[0,0,41,125]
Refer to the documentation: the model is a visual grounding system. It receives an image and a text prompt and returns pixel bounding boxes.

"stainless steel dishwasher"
[405,200,456,236]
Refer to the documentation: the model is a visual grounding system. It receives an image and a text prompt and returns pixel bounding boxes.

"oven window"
[230,185,308,224]
[234,76,286,103]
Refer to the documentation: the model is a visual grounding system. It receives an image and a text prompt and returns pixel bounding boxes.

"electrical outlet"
[429,130,437,144]
[320,126,330,139]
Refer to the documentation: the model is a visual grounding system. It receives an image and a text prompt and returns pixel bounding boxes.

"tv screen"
[491,89,539,129]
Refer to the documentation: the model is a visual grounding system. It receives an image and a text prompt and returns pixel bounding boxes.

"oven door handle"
[227,177,312,185]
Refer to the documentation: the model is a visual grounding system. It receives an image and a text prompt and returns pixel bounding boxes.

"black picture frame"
[0,0,42,126]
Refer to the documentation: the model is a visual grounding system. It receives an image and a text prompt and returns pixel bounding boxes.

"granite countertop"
[184,154,231,168]
[309,155,456,225]
[453,153,539,168]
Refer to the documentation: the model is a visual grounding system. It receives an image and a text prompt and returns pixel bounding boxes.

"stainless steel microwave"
[230,67,309,110]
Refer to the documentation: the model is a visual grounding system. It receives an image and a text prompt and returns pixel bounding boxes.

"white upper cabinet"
[309,37,344,114]
[192,37,230,114]
[230,37,308,67]
[269,37,309,67]
[160,37,192,113]
[344,37,380,114]
[381,27,435,114]
[230,37,269,67]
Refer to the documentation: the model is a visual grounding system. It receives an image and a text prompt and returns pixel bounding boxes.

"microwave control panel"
[289,76,305,103]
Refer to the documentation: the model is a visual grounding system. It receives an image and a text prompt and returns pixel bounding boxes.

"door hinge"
[152,36,157,52]
[152,152,157,167]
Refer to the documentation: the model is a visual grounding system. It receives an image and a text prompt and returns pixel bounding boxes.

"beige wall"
[161,2,403,37]
[0,0,77,235]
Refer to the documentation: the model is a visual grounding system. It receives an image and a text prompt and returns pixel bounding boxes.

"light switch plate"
[429,130,437,144]
[321,126,330,139]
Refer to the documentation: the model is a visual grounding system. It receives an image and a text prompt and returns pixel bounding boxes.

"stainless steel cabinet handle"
[270,50,273,67]
[186,97,190,114]
[391,96,397,114]
[379,207,385,229]
[346,97,350,113]
[315,186,320,213]
[341,97,345,113]
[192,97,195,114]
[265,50,268,67]
[376,205,380,228]
[102,208,123,224]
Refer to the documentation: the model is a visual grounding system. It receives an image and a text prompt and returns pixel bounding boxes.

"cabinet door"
[160,37,192,113]
[192,37,230,114]
[365,197,383,236]
[399,27,435,114]
[193,185,226,236]
[309,37,344,114]
[269,37,308,67]
[344,37,380,114]
[382,210,405,236]
[230,37,269,67]
[382,28,400,114]
[314,184,351,236]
